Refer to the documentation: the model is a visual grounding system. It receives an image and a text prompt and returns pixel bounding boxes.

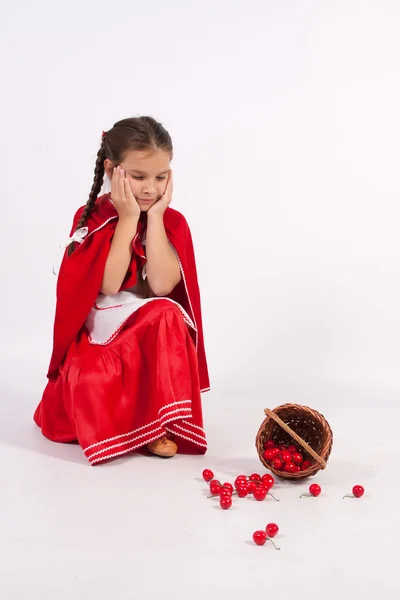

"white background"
[0,1,399,598]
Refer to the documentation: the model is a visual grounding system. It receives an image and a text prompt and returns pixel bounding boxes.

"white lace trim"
[172,423,207,442]
[165,425,207,449]
[181,419,206,433]
[86,427,165,461]
[159,408,192,422]
[83,419,160,452]
[89,431,166,465]
[158,400,191,413]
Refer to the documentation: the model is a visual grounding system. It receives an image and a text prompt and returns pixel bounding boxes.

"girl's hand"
[111,166,141,220]
[147,170,173,217]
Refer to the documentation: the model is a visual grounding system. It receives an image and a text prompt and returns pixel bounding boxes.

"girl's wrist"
[147,212,164,223]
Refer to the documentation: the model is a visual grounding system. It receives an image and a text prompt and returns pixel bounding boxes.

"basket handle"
[264,408,327,469]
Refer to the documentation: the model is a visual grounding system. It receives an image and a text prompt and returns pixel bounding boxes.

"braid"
[68,143,106,256]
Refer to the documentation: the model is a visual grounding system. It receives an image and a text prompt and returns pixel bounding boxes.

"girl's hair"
[68,116,173,255]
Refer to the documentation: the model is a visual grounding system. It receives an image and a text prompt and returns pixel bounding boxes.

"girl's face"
[106,149,171,212]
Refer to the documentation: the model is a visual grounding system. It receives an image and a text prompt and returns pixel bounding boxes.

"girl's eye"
[130,176,166,181]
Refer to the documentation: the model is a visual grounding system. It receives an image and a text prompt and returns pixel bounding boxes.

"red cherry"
[209,480,221,495]
[220,487,233,497]
[220,495,232,510]
[253,530,267,546]
[309,484,321,497]
[271,457,283,470]
[247,481,257,493]
[250,473,261,482]
[266,523,279,538]
[202,469,214,482]
[344,485,365,499]
[261,474,275,488]
[292,453,303,465]
[281,450,292,463]
[234,475,247,488]
[287,445,298,453]
[263,449,276,462]
[284,462,297,473]
[278,444,287,450]
[295,465,301,472]
[352,485,364,498]
[253,486,267,501]
[300,483,321,498]
[264,440,276,450]
[236,485,248,498]
[221,482,233,493]
[302,460,311,470]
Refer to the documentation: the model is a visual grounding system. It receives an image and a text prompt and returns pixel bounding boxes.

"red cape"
[48,195,210,393]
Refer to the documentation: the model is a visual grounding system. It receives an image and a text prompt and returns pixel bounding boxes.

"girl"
[34,116,210,465]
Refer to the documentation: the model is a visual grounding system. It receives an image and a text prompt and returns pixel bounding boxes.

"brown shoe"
[147,436,178,458]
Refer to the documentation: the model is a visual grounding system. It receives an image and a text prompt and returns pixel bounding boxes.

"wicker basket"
[255,403,333,480]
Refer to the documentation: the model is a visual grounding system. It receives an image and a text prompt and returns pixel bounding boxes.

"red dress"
[34,195,210,465]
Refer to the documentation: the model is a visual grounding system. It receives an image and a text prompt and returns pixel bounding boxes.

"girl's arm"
[100,216,139,295]
[145,213,181,296]
[101,167,141,295]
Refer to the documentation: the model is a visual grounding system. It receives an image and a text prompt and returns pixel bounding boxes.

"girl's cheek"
[158,182,167,196]
[128,178,139,196]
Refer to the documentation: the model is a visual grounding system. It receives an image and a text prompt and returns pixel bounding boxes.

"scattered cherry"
[220,495,232,510]
[220,487,233,497]
[250,473,262,482]
[253,486,267,501]
[236,485,248,498]
[300,483,321,498]
[222,483,234,493]
[209,480,221,495]
[343,485,365,499]
[247,481,257,494]
[253,530,267,546]
[202,469,214,482]
[234,475,247,488]
[261,474,275,488]
[253,530,280,550]
[266,523,279,538]
[310,484,321,497]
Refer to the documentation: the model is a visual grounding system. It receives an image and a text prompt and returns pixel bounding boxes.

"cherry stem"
[342,494,355,499]
[267,492,280,502]
[267,537,281,551]
[207,491,237,499]
[299,493,311,498]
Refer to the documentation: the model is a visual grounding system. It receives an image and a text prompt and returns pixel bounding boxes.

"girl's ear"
[104,158,115,181]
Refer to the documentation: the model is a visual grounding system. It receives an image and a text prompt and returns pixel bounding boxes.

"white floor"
[0,374,399,599]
